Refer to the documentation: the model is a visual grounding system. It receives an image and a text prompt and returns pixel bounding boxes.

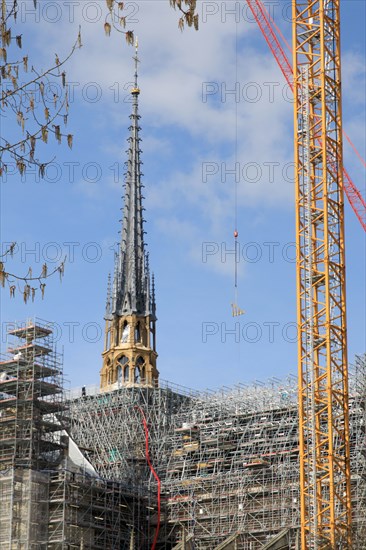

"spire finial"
[132,36,140,95]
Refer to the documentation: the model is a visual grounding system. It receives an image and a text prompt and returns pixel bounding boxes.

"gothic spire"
[109,39,152,318]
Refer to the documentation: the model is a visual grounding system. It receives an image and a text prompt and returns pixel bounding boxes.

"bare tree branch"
[0,0,81,177]
[0,243,66,303]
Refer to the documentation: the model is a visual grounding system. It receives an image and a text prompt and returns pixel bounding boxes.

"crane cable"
[234,16,238,300]
[232,19,245,318]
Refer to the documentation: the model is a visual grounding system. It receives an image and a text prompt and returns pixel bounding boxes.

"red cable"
[136,406,161,550]
[246,0,366,232]
[344,131,366,169]
[246,0,293,90]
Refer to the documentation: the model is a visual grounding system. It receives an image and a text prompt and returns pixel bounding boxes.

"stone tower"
[100,44,158,390]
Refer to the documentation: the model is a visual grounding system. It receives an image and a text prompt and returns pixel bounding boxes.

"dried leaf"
[0,48,6,63]
[40,283,46,299]
[58,262,65,280]
[16,35,22,48]
[4,29,11,47]
[119,16,126,27]
[63,114,68,126]
[39,81,44,97]
[39,164,46,178]
[193,14,199,30]
[67,134,73,149]
[23,284,31,303]
[17,160,26,175]
[62,71,66,87]
[118,2,124,9]
[125,30,134,45]
[178,16,184,31]
[77,27,82,48]
[30,95,35,111]
[54,125,61,144]
[41,263,48,278]
[44,107,50,120]
[17,111,24,131]
[41,126,48,143]
[104,22,112,36]
[55,54,60,66]
[53,93,58,107]
[106,0,114,10]
[23,56,28,72]
[31,288,36,302]
[30,135,36,157]
[10,285,16,298]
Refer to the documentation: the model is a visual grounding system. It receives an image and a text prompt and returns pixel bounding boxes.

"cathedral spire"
[101,41,158,391]
[111,38,150,318]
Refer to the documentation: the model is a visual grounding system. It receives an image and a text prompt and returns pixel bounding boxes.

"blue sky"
[1,0,365,392]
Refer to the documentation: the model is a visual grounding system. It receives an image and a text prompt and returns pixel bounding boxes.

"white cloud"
[22,0,363,273]
[342,51,366,105]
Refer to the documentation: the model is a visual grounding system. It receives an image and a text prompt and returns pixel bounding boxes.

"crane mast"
[293,0,352,547]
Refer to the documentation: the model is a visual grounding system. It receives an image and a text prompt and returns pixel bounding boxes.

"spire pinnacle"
[131,37,140,95]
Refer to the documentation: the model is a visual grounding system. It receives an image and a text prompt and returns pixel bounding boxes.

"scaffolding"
[350,354,366,545]
[0,468,49,549]
[69,380,194,482]
[162,363,366,549]
[0,318,66,549]
[68,380,195,548]
[47,468,141,549]
[163,378,300,549]
[1,318,365,549]
[0,319,66,470]
[0,318,153,549]
[68,363,366,549]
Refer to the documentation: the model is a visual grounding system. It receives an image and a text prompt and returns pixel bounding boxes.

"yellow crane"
[246,0,357,546]
[293,2,351,547]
